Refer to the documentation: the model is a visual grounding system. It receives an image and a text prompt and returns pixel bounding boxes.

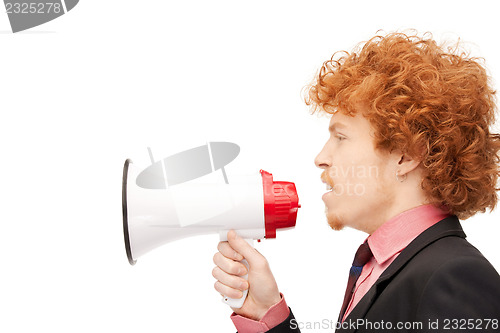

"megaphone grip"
[221,239,254,308]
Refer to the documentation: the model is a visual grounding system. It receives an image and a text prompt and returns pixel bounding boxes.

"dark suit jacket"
[263,216,500,333]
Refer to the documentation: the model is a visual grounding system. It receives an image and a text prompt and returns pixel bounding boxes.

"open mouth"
[321,171,334,192]
[322,181,335,201]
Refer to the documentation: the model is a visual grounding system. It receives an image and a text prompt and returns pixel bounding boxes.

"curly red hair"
[306,32,500,219]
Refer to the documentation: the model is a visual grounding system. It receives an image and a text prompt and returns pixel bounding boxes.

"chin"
[326,211,345,231]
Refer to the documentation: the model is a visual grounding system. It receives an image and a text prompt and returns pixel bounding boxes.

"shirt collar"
[367,204,451,265]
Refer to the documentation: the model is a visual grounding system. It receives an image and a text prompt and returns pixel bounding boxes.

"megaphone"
[122,143,300,308]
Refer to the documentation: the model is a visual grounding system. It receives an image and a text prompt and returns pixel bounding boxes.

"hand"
[212,230,282,321]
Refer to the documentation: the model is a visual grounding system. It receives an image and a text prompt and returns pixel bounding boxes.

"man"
[212,32,500,332]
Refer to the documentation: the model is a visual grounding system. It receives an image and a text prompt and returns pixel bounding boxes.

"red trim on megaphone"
[260,170,300,239]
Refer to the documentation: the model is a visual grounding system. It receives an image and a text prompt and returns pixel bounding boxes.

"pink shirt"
[342,204,450,321]
[230,293,290,333]
[231,204,450,332]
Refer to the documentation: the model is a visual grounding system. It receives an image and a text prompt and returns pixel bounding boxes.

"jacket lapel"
[337,215,466,333]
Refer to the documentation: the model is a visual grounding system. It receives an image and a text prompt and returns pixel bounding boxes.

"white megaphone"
[122,142,300,308]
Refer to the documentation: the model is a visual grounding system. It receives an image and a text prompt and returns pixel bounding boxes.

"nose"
[315,142,331,169]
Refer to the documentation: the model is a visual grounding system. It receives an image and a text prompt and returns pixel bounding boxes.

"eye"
[336,134,346,141]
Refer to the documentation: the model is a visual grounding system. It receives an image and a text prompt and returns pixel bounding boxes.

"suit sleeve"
[415,255,500,332]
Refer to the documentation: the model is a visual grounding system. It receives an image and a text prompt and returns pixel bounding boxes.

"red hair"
[306,32,500,219]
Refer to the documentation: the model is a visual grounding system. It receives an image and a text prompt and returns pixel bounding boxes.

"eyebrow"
[329,122,348,133]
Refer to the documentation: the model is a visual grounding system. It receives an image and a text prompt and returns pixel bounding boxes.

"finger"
[212,266,249,291]
[213,252,248,276]
[227,230,262,266]
[214,281,244,299]
[217,241,244,261]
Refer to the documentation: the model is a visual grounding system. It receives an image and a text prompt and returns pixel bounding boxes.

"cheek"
[329,145,392,196]
[341,157,389,197]
[328,165,375,198]
[365,160,394,198]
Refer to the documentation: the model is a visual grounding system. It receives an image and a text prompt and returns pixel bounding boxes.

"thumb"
[227,230,261,265]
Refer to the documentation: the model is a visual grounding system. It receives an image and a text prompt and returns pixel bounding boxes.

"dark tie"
[338,241,373,323]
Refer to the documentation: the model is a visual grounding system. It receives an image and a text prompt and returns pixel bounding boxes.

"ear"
[396,152,422,176]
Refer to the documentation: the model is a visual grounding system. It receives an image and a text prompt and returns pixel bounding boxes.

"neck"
[365,175,428,235]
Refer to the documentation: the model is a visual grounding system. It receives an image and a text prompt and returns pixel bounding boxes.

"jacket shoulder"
[371,235,500,322]
[412,236,500,320]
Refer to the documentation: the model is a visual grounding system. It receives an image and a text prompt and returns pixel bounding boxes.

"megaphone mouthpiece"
[261,170,300,239]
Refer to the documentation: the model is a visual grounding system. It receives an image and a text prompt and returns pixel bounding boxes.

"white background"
[1,1,499,332]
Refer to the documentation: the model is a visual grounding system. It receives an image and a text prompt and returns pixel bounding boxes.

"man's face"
[315,111,397,234]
